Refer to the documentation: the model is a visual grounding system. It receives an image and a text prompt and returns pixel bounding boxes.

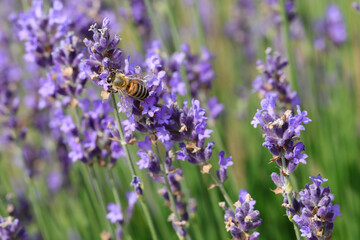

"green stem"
[154,143,180,222]
[154,142,183,240]
[111,94,136,177]
[110,93,159,240]
[208,171,235,212]
[280,156,301,240]
[280,0,298,90]
[87,166,113,233]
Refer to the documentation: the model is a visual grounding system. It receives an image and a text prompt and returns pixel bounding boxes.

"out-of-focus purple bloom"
[292,175,341,239]
[47,171,63,192]
[251,95,310,173]
[253,49,300,112]
[353,2,360,12]
[225,0,256,60]
[12,0,70,67]
[129,0,152,42]
[106,203,124,224]
[313,5,347,50]
[222,189,262,240]
[207,97,224,120]
[0,216,27,240]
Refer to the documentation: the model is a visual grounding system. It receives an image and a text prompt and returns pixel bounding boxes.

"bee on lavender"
[106,71,150,101]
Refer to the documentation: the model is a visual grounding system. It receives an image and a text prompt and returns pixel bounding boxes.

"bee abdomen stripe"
[139,85,148,99]
[135,84,144,98]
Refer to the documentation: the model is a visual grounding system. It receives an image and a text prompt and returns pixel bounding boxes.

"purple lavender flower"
[82,17,123,89]
[251,96,310,173]
[222,189,262,240]
[253,49,300,112]
[207,97,224,120]
[216,151,233,183]
[313,5,347,50]
[353,2,360,12]
[0,216,27,240]
[106,203,124,224]
[292,175,341,239]
[12,0,70,67]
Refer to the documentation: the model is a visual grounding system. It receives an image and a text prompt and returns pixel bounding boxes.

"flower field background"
[0,0,359,239]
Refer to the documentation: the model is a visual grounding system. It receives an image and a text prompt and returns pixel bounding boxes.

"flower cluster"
[82,17,123,89]
[272,174,341,239]
[0,216,27,240]
[39,32,88,101]
[11,0,70,67]
[251,96,310,173]
[221,189,262,240]
[50,99,124,165]
[253,49,300,112]
[293,175,341,239]
[145,41,223,120]
[313,5,347,51]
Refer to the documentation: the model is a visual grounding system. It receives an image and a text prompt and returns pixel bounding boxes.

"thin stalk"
[192,0,206,46]
[280,156,301,240]
[154,142,180,222]
[143,0,169,53]
[208,171,235,212]
[73,105,113,234]
[111,94,136,177]
[87,166,113,233]
[280,0,298,91]
[163,0,180,48]
[110,93,159,240]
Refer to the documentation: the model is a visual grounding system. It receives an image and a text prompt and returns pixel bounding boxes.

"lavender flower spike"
[251,95,311,174]
[222,189,262,240]
[293,175,341,240]
[0,216,27,240]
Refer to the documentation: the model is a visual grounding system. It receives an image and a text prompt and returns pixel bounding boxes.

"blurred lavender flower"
[293,175,341,239]
[251,96,310,173]
[225,0,256,60]
[129,0,152,42]
[253,49,300,112]
[0,216,27,240]
[12,0,70,67]
[353,2,360,12]
[221,189,262,240]
[0,30,24,146]
[313,5,347,50]
[106,203,124,224]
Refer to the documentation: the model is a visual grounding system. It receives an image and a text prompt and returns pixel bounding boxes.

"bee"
[106,71,150,101]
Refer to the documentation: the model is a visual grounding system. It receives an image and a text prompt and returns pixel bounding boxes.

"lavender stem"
[111,93,159,240]
[208,170,235,212]
[154,142,181,222]
[280,155,301,240]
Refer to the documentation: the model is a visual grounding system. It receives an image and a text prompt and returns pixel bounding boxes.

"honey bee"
[106,71,150,101]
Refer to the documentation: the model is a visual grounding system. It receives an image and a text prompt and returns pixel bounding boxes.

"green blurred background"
[0,0,359,239]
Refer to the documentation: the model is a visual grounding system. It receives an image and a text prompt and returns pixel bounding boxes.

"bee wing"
[117,91,133,116]
[127,72,154,83]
